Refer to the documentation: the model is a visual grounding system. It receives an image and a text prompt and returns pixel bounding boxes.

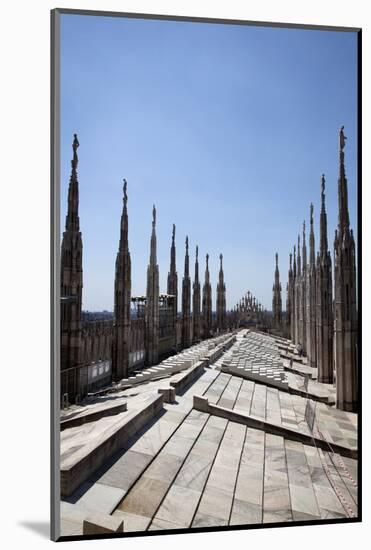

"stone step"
[61,398,127,431]
[61,392,164,497]
[83,513,124,535]
[192,395,357,459]
[170,361,206,393]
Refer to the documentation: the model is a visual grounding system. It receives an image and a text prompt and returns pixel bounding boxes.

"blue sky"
[60,14,358,312]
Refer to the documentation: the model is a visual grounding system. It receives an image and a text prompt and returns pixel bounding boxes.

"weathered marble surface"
[60,331,358,537]
[192,394,357,458]
[61,392,163,496]
[60,396,127,430]
[83,513,124,535]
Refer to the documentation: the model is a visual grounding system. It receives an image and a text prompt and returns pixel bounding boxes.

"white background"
[0,1,369,548]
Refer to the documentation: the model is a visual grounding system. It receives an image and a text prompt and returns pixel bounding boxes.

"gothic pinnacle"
[61,132,83,374]
[113,176,131,380]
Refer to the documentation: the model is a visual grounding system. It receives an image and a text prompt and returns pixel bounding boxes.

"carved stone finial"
[310,203,314,224]
[185,236,189,251]
[220,253,223,265]
[290,252,292,268]
[206,253,209,267]
[275,252,278,266]
[196,245,198,260]
[152,205,156,227]
[172,223,175,241]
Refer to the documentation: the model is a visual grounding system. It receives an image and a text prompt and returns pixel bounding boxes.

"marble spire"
[112,179,131,381]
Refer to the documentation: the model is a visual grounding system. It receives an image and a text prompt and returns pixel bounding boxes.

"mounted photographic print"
[51,8,361,542]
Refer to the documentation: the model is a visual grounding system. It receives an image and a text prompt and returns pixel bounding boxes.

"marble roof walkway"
[60,330,358,537]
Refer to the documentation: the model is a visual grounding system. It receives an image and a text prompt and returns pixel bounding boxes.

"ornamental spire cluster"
[283,126,357,412]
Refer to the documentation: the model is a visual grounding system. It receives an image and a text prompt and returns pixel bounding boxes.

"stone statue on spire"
[123,178,128,205]
[72,133,79,169]
[321,174,326,211]
[339,125,347,151]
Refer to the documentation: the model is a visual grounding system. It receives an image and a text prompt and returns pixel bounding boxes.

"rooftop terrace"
[60,329,358,537]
